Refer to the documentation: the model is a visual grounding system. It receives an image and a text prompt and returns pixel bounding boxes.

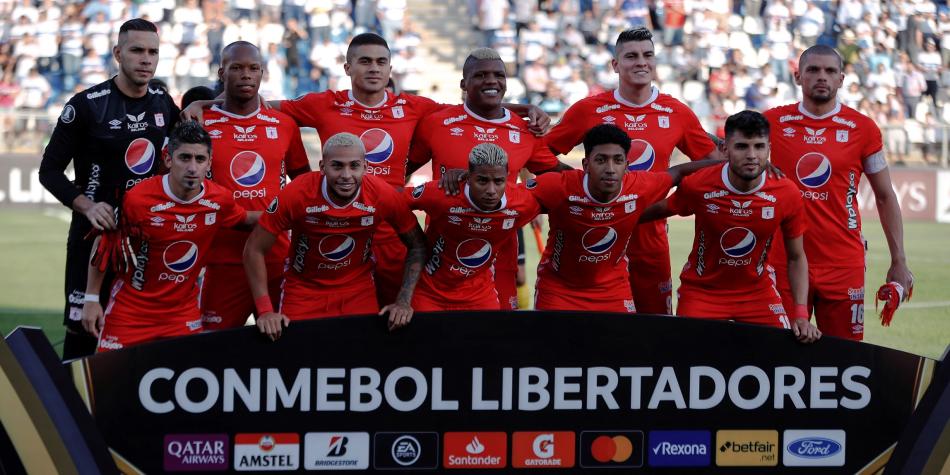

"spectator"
[916,38,943,107]
[899,62,927,119]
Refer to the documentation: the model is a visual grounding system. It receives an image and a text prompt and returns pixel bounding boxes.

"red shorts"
[535,278,636,313]
[373,237,406,307]
[675,286,789,329]
[494,265,518,310]
[280,285,379,320]
[412,284,500,312]
[628,252,672,315]
[98,298,202,352]
[773,264,865,340]
[200,261,285,330]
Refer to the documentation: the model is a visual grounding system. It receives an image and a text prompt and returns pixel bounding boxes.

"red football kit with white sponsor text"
[405,181,540,311]
[98,175,246,351]
[258,172,418,319]
[280,90,442,305]
[408,104,559,309]
[667,164,805,328]
[545,87,716,314]
[200,105,309,329]
[765,102,883,339]
[530,169,673,312]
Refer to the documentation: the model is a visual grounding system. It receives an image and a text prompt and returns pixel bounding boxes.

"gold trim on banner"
[110,447,146,475]
[856,441,896,475]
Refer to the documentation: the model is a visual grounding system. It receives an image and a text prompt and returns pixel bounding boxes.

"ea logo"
[627,139,655,171]
[162,241,199,273]
[720,227,756,257]
[456,239,492,268]
[360,128,394,164]
[230,151,266,187]
[796,152,832,188]
[319,235,355,261]
[582,227,618,254]
[125,138,156,175]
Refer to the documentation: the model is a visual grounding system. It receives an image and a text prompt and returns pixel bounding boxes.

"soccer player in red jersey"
[244,132,426,340]
[765,45,913,340]
[81,122,258,351]
[641,111,820,343]
[532,124,720,313]
[545,27,721,315]
[406,48,572,310]
[199,42,311,330]
[406,143,540,311]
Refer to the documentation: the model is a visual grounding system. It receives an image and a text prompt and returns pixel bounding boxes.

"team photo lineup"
[38,16,919,360]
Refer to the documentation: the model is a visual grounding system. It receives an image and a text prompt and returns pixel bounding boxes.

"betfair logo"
[715,430,778,466]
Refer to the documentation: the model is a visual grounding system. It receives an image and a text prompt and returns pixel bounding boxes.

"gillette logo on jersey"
[230,151,268,198]
[453,239,493,276]
[627,140,656,171]
[125,138,157,186]
[719,227,756,266]
[796,153,832,200]
[580,227,618,263]
[161,240,199,283]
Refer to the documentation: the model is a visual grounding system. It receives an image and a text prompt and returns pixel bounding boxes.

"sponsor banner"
[73,312,933,473]
[163,434,228,471]
[857,168,937,221]
[783,429,846,467]
[937,170,950,223]
[0,154,66,207]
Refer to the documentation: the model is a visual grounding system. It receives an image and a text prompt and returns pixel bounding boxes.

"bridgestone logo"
[654,442,707,455]
[311,460,357,466]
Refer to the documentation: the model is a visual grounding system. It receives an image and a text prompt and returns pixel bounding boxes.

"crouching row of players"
[82,113,821,352]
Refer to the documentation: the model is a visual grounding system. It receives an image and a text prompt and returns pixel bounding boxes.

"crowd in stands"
[1,0,949,164]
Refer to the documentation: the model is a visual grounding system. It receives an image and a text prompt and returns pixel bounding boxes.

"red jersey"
[764,102,883,268]
[405,181,540,303]
[111,175,246,319]
[258,172,418,295]
[544,87,716,256]
[279,90,440,186]
[531,169,673,291]
[203,105,309,264]
[667,164,805,298]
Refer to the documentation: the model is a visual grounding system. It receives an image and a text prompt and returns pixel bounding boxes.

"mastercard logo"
[580,431,644,468]
[591,435,633,463]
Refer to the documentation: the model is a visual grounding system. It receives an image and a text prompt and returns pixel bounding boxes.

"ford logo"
[788,438,842,458]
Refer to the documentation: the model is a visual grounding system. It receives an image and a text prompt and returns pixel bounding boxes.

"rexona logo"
[579,431,644,468]
[715,430,779,466]
[163,434,228,471]
[647,430,711,467]
[303,432,369,470]
[233,433,299,471]
[373,432,439,469]
[512,431,575,468]
[782,430,845,467]
[443,432,506,469]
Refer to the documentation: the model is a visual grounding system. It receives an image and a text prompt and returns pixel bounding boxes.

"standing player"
[406,48,572,310]
[531,124,719,312]
[199,42,311,330]
[39,18,180,359]
[244,133,426,341]
[545,27,720,315]
[765,45,913,340]
[640,111,820,343]
[81,122,258,351]
[407,143,540,310]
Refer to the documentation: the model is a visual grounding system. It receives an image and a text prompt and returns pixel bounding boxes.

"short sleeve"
[258,178,305,235]
[407,118,433,166]
[527,171,566,211]
[403,181,439,212]
[544,101,590,155]
[284,123,310,172]
[666,175,695,217]
[381,184,419,234]
[219,191,247,228]
[674,103,717,160]
[525,136,560,173]
[635,171,675,206]
[780,186,806,239]
[861,120,885,174]
[277,92,328,128]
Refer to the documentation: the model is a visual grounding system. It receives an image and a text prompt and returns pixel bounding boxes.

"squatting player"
[81,122,259,351]
[545,27,720,315]
[40,18,180,359]
[406,143,540,310]
[765,45,913,340]
[531,124,720,312]
[244,133,426,340]
[641,111,821,343]
[199,41,311,330]
[406,48,572,310]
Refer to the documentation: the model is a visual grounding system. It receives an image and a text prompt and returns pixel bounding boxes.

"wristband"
[83,293,100,303]
[791,304,809,320]
[254,295,274,315]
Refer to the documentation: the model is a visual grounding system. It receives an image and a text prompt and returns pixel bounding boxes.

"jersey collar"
[162,174,206,204]
[209,103,261,119]
[464,183,508,212]
[463,103,512,123]
[582,173,621,204]
[720,163,765,195]
[320,175,362,209]
[797,100,841,120]
[613,86,659,108]
[348,89,388,109]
